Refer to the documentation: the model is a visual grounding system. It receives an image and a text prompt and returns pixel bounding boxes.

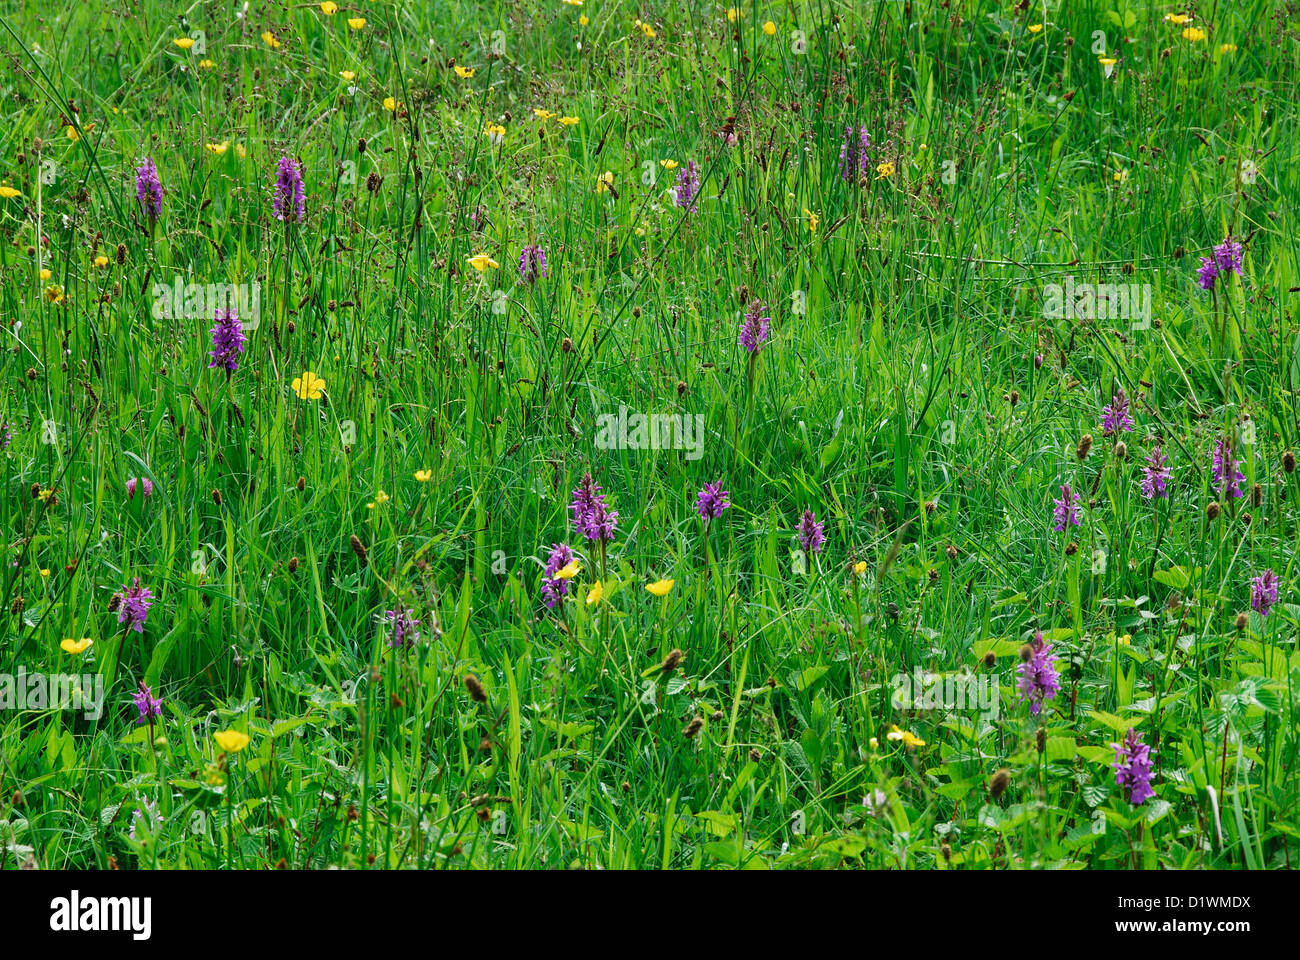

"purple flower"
[1111,728,1155,805]
[135,158,163,222]
[1251,568,1279,618]
[133,681,162,724]
[519,244,547,283]
[1141,445,1171,500]
[1052,484,1081,531]
[675,160,700,212]
[126,477,154,500]
[838,125,871,181]
[797,508,825,554]
[1213,237,1243,276]
[540,542,575,609]
[569,473,618,543]
[273,154,305,223]
[0,419,10,450]
[1017,630,1061,715]
[696,481,731,521]
[1197,256,1219,291]
[114,578,155,634]
[208,307,247,374]
[1212,437,1245,499]
[129,796,163,842]
[383,607,420,647]
[1101,388,1134,435]
[739,300,771,354]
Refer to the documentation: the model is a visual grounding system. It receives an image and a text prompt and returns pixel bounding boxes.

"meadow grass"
[0,0,1297,869]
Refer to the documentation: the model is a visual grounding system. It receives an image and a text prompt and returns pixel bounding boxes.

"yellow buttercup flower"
[44,285,64,303]
[561,0,583,5]
[174,37,195,49]
[645,578,674,597]
[61,638,93,655]
[262,31,281,49]
[235,143,246,159]
[339,70,356,81]
[586,580,603,605]
[199,59,215,69]
[0,185,20,198]
[320,0,338,13]
[66,125,79,142]
[660,159,679,169]
[534,108,556,119]
[1218,43,1237,54]
[579,14,589,25]
[485,122,506,143]
[94,255,109,267]
[1164,13,1193,25]
[557,116,579,126]
[467,253,499,271]
[595,171,614,193]
[455,65,476,78]
[726,8,742,22]
[383,96,398,112]
[213,730,250,753]
[763,21,776,36]
[414,469,433,482]
[876,161,895,179]
[634,19,656,38]
[1027,23,1043,34]
[853,560,867,575]
[348,17,366,29]
[206,141,229,155]
[887,724,926,748]
[291,371,326,400]
[39,268,52,281]
[374,490,389,504]
[1182,27,1206,42]
[803,207,819,232]
[555,559,581,580]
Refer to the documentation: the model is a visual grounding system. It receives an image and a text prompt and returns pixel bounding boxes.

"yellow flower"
[414,469,433,482]
[1118,633,1132,646]
[646,578,675,597]
[555,560,582,579]
[0,185,20,198]
[61,638,93,655]
[1164,13,1193,25]
[213,730,250,753]
[320,0,338,13]
[595,171,614,193]
[1113,168,1129,183]
[485,122,506,142]
[174,37,195,50]
[455,65,476,78]
[40,568,50,577]
[339,70,356,81]
[726,8,742,22]
[557,116,579,126]
[467,253,499,271]
[291,371,326,400]
[853,560,867,575]
[205,141,229,155]
[763,21,776,36]
[235,143,246,159]
[534,108,556,119]
[262,31,281,49]
[348,17,366,29]
[39,268,52,280]
[374,490,389,505]
[94,255,109,267]
[44,284,64,303]
[37,487,53,502]
[886,724,926,748]
[1182,27,1206,42]
[1218,43,1237,54]
[876,161,895,179]
[803,207,819,232]
[660,159,679,169]
[66,125,79,142]
[634,19,656,38]
[1027,23,1043,34]
[199,59,215,69]
[869,737,879,750]
[383,96,398,112]
[586,580,603,605]
[579,14,589,25]
[561,0,583,5]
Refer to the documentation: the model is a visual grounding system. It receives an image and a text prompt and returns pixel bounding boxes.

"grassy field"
[0,0,1297,870]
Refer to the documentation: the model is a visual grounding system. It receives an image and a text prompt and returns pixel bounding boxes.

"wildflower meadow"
[0,0,1297,899]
